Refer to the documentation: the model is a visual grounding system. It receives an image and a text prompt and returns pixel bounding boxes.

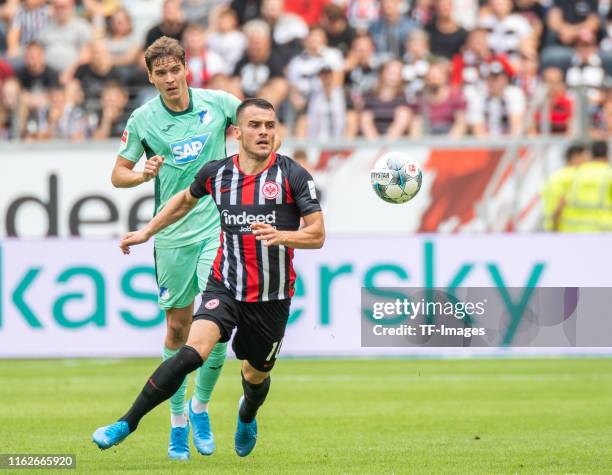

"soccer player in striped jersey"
[93,98,325,458]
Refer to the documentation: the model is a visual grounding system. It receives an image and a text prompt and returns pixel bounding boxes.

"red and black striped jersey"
[190,153,321,302]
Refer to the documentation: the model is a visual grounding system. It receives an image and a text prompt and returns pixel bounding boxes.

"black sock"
[239,373,271,423]
[120,345,203,431]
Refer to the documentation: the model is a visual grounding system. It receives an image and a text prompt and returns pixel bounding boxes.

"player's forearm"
[143,190,196,238]
[279,224,325,249]
[111,166,146,187]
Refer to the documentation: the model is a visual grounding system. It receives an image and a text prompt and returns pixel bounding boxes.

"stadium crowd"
[0,0,611,141]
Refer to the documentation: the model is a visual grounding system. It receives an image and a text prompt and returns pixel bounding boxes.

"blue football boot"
[189,400,215,455]
[92,421,130,450]
[168,423,190,460]
[234,397,257,457]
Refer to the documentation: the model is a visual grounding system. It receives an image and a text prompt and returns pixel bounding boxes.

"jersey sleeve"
[190,160,219,198]
[220,91,241,125]
[288,160,322,217]
[118,113,144,163]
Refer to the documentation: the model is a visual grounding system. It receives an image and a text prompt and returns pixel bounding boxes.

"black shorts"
[193,277,290,372]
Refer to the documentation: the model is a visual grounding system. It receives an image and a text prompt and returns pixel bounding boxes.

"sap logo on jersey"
[170,134,209,165]
[221,210,276,226]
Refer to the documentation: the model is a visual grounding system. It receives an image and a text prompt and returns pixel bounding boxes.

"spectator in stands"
[402,29,431,102]
[6,0,49,59]
[299,64,358,139]
[229,0,262,26]
[545,0,599,49]
[360,59,412,138]
[566,30,609,104]
[321,3,356,56]
[233,19,286,98]
[0,77,23,139]
[426,0,468,60]
[92,81,129,139]
[368,0,418,60]
[260,0,308,68]
[144,0,186,49]
[515,45,539,98]
[466,60,526,136]
[478,0,533,65]
[535,67,573,135]
[344,0,380,31]
[410,60,466,137]
[541,0,600,70]
[74,40,121,116]
[207,7,247,73]
[344,33,382,108]
[17,40,58,93]
[15,42,56,135]
[39,0,92,82]
[451,27,489,88]
[183,22,229,88]
[287,25,344,116]
[105,8,141,74]
[26,80,87,140]
[513,0,545,46]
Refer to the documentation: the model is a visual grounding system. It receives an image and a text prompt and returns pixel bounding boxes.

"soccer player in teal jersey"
[110,36,240,460]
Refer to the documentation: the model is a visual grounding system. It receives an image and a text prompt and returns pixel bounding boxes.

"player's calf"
[120,346,204,432]
[92,345,204,451]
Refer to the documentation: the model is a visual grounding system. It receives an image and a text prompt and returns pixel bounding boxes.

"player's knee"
[242,362,268,384]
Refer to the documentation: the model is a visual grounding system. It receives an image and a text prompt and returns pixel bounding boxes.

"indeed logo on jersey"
[170,134,209,165]
[221,210,276,232]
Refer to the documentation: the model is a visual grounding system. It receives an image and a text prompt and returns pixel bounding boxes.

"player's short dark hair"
[236,98,275,122]
[591,140,608,160]
[144,36,185,72]
[565,143,586,163]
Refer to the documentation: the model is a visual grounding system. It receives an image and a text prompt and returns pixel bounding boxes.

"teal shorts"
[154,236,220,310]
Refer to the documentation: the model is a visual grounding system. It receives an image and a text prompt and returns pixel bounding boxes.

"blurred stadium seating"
[0,0,611,141]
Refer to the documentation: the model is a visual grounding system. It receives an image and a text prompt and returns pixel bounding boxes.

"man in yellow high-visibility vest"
[558,141,612,232]
[541,143,589,231]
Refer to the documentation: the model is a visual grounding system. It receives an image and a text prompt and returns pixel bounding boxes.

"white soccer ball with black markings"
[370,152,422,204]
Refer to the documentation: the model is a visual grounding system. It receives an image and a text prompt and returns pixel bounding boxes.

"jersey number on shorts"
[265,340,284,362]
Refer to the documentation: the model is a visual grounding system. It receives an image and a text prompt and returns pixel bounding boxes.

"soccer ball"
[370,152,422,204]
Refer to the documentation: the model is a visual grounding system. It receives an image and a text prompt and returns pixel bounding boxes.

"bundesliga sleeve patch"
[119,129,129,151]
[308,180,317,200]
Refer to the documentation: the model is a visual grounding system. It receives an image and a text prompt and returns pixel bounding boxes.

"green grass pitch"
[1,357,611,474]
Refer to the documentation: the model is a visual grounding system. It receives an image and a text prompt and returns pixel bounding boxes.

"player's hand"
[251,223,286,247]
[142,155,164,182]
[120,230,151,255]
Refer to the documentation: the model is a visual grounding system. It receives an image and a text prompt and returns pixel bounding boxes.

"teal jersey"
[119,88,241,248]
